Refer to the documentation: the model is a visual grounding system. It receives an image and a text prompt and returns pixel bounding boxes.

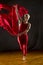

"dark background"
[0,0,43,51]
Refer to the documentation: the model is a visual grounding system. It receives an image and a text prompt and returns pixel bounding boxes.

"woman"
[17,13,31,60]
[15,5,31,60]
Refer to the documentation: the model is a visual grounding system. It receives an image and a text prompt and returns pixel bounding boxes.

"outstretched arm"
[14,5,22,24]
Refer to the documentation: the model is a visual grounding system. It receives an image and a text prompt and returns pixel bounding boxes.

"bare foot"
[22,56,26,61]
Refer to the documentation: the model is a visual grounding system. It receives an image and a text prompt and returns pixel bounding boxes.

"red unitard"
[17,22,28,56]
[0,4,29,56]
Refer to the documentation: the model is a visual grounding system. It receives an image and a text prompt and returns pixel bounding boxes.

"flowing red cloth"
[0,4,28,36]
[0,4,29,56]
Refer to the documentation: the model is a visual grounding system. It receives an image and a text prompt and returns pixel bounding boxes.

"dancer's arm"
[14,5,22,24]
[17,22,31,36]
[26,23,31,32]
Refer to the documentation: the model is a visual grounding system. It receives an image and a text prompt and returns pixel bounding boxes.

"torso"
[19,22,28,33]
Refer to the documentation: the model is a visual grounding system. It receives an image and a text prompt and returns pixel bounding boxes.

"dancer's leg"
[17,34,28,56]
[17,36,22,50]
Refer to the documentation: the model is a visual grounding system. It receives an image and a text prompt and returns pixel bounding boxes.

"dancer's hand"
[17,30,27,36]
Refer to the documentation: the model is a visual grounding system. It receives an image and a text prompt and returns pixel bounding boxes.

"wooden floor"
[0,51,43,65]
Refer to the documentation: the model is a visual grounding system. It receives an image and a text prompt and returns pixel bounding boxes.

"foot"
[22,56,26,61]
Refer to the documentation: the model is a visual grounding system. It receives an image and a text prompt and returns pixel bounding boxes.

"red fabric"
[19,22,28,33]
[17,34,28,56]
[17,22,28,56]
[0,4,29,56]
[0,4,28,36]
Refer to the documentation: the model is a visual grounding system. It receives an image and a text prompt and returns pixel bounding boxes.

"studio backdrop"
[0,0,43,51]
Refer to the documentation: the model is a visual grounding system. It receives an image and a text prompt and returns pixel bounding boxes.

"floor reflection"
[0,52,43,65]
